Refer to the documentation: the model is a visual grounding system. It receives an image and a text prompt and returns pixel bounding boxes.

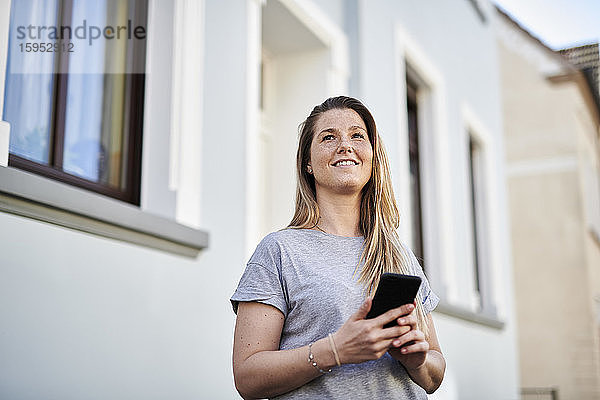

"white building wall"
[0,213,222,399]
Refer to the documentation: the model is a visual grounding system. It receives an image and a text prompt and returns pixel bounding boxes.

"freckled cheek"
[361,153,374,177]
[357,146,373,165]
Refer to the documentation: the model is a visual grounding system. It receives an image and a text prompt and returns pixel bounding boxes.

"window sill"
[0,166,208,257]
[434,301,505,329]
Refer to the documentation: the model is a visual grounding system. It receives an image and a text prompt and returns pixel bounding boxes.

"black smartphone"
[366,273,422,328]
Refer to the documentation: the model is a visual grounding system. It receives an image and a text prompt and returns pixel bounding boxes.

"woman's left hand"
[387,308,429,371]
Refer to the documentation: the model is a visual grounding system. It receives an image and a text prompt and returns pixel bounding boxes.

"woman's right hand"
[332,298,415,364]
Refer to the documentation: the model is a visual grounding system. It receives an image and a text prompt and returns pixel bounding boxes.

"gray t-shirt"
[231,228,439,399]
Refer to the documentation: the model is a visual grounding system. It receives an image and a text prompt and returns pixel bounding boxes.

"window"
[406,78,425,267]
[466,132,495,314]
[3,0,147,204]
[468,135,483,307]
[461,107,497,318]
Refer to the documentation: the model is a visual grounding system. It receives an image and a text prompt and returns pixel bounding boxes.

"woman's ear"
[307,164,313,174]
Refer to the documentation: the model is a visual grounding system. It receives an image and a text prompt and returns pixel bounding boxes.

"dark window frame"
[5,0,147,205]
[468,134,483,306]
[407,78,425,268]
[466,0,487,23]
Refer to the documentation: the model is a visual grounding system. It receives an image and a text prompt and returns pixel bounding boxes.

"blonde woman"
[231,96,445,399]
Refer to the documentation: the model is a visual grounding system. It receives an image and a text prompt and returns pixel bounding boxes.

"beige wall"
[499,24,600,400]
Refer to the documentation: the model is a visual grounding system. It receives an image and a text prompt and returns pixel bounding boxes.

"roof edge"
[495,4,600,130]
[494,5,577,74]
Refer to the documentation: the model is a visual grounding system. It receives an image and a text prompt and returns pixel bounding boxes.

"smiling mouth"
[333,160,359,167]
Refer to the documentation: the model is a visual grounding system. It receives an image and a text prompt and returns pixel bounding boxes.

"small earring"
[307,165,313,174]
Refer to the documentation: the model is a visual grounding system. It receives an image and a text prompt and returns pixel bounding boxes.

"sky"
[493,0,600,50]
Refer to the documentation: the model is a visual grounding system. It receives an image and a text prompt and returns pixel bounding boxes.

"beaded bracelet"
[308,342,332,374]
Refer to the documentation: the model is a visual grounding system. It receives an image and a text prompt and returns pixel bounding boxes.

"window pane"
[3,0,59,164]
[62,0,133,188]
[63,73,108,182]
[469,136,482,299]
[407,82,424,266]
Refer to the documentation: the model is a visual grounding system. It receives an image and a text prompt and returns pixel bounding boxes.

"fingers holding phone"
[332,274,425,365]
[333,298,394,363]
[388,328,429,370]
[333,300,415,363]
[387,302,430,370]
[394,303,418,331]
[376,303,415,338]
[389,305,418,349]
[364,273,423,353]
[373,302,414,329]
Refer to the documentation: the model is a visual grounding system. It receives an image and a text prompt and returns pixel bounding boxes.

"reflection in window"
[3,0,58,164]
[63,0,129,187]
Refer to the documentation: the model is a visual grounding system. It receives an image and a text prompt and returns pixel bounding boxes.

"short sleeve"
[403,244,440,314]
[230,261,288,316]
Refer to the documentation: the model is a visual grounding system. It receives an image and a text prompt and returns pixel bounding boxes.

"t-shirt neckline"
[295,228,364,240]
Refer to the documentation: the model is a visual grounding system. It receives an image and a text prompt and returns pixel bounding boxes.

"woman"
[231,96,445,399]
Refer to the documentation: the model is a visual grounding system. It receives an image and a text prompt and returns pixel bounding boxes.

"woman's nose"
[337,137,353,153]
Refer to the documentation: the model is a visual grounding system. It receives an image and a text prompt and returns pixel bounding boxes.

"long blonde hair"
[287,96,429,336]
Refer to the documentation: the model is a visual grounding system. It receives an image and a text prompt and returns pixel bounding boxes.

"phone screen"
[366,273,422,327]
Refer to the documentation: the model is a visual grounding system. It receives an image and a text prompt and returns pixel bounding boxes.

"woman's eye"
[352,132,366,139]
[322,134,335,141]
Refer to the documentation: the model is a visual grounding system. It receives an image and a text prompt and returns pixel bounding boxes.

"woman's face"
[308,108,373,196]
